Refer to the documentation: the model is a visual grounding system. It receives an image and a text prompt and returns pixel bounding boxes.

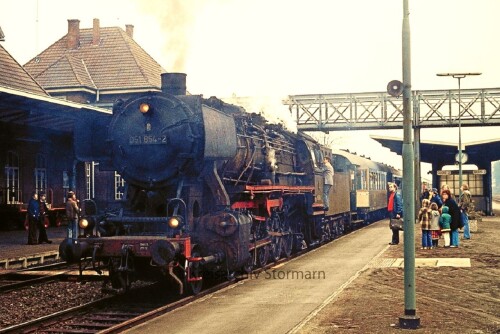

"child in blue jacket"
[439,205,452,247]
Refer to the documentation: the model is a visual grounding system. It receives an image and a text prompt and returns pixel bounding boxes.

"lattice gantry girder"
[284,88,500,131]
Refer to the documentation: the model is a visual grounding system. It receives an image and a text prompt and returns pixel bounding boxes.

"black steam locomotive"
[59,73,399,294]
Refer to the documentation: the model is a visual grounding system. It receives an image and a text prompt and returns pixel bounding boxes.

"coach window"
[5,151,20,204]
[356,169,368,190]
[35,154,47,195]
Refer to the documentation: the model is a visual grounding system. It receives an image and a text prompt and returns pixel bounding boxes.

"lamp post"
[436,72,481,197]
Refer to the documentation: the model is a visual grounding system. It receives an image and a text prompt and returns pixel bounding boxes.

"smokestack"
[125,24,134,38]
[67,19,80,49]
[92,18,100,46]
[161,73,187,96]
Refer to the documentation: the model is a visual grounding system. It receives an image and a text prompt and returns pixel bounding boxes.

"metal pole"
[458,77,462,198]
[436,73,481,196]
[399,0,419,329]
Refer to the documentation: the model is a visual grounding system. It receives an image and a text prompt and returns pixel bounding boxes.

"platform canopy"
[0,86,111,133]
[370,135,500,167]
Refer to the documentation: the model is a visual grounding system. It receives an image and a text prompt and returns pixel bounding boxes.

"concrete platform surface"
[123,222,391,334]
[0,226,66,269]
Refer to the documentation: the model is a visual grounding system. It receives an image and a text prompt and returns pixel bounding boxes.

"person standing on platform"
[387,182,403,245]
[430,188,443,209]
[441,189,461,247]
[459,183,472,240]
[65,191,80,239]
[37,192,52,244]
[322,156,334,211]
[439,205,452,247]
[26,191,39,245]
[418,198,432,249]
[429,202,441,248]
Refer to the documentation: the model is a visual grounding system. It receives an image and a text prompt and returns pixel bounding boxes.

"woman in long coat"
[441,189,461,247]
[387,182,403,245]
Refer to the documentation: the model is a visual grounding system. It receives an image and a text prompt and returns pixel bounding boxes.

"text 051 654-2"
[129,135,167,145]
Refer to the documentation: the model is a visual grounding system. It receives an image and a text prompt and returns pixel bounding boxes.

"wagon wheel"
[282,232,293,258]
[185,252,203,295]
[270,236,282,262]
[256,245,269,267]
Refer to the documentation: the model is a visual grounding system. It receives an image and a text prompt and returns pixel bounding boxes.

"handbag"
[390,218,404,231]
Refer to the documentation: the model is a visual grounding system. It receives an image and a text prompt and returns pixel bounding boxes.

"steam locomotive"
[59,73,400,294]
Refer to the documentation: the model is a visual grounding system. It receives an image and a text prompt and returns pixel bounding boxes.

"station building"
[0,19,164,229]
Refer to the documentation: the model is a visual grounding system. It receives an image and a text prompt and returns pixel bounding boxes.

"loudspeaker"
[387,80,403,97]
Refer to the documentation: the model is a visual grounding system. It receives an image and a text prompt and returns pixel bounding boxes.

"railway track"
[0,231,337,333]
[0,262,86,293]
[1,278,232,334]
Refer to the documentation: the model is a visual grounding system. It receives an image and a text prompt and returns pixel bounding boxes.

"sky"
[1,0,500,171]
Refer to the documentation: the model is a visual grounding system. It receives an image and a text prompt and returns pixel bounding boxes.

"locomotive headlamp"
[139,103,151,114]
[79,218,89,229]
[168,216,182,229]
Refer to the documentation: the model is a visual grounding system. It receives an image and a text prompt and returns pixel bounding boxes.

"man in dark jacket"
[26,191,39,245]
[38,192,52,244]
[387,182,403,245]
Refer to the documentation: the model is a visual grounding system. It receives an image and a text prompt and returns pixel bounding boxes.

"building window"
[35,154,47,195]
[115,172,125,200]
[5,151,20,204]
[439,173,484,196]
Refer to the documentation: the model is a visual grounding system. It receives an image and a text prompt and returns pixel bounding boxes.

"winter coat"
[429,210,440,231]
[418,207,432,230]
[388,191,403,218]
[443,197,461,230]
[65,198,80,220]
[459,190,472,213]
[439,206,452,231]
[430,194,443,208]
[27,198,40,220]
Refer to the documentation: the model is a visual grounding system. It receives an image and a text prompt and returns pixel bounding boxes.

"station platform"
[0,226,66,270]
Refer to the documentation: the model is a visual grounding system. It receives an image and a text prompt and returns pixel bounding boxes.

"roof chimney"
[67,19,80,49]
[92,18,100,46]
[125,24,134,38]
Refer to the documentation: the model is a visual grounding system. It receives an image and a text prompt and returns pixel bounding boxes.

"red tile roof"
[24,26,165,94]
[0,44,48,96]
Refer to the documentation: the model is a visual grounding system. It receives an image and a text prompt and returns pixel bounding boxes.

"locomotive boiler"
[60,73,357,293]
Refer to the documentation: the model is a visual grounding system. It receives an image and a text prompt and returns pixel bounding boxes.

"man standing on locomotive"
[388,182,403,245]
[322,156,334,211]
